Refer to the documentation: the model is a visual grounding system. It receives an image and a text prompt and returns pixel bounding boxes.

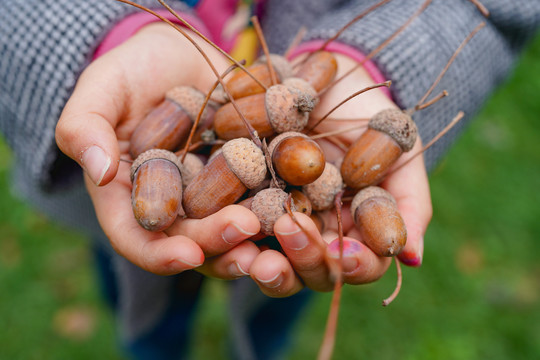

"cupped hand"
[56,22,263,275]
[249,53,432,296]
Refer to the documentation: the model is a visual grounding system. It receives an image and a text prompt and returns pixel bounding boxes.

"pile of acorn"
[129,51,413,258]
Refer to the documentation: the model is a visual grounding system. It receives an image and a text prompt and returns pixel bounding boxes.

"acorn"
[302,162,343,211]
[130,149,183,232]
[341,109,417,190]
[350,186,407,257]
[251,188,297,236]
[129,86,217,159]
[213,80,316,140]
[294,51,338,93]
[224,54,293,100]
[182,138,267,219]
[267,131,325,186]
[289,189,312,216]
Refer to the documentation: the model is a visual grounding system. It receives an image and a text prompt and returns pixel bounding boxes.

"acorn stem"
[116,0,263,148]
[180,61,244,162]
[284,26,307,58]
[251,16,279,86]
[297,0,392,71]
[317,190,345,360]
[382,257,403,306]
[310,123,368,140]
[389,111,464,174]
[468,0,490,17]
[319,0,432,96]
[308,81,391,132]
[406,90,448,115]
[415,22,485,108]
[154,0,268,91]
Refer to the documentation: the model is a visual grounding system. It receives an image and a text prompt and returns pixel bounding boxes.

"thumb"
[55,68,123,186]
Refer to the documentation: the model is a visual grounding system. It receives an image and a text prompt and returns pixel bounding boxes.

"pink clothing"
[93,1,390,99]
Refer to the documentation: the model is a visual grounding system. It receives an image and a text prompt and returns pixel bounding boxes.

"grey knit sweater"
[1,0,539,357]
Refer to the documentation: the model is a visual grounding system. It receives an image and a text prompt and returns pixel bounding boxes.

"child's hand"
[56,22,263,275]
[246,54,432,297]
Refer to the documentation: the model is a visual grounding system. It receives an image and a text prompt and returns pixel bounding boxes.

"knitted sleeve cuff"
[93,10,212,59]
[288,40,392,99]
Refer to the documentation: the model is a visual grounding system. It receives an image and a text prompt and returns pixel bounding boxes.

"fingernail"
[222,223,257,245]
[328,239,362,258]
[81,146,111,186]
[276,226,308,251]
[255,272,283,289]
[328,240,361,272]
[227,261,249,277]
[399,236,424,267]
[171,257,203,270]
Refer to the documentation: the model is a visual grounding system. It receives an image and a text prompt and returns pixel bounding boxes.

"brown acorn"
[267,132,325,186]
[224,54,293,100]
[129,86,217,159]
[182,138,267,219]
[302,162,343,211]
[350,186,407,257]
[213,80,316,140]
[294,51,338,93]
[130,149,183,232]
[251,188,297,236]
[289,189,312,216]
[341,109,417,190]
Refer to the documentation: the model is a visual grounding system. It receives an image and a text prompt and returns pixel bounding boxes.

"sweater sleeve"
[262,0,540,170]
[0,0,193,191]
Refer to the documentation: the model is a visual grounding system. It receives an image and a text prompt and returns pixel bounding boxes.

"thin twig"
[308,81,391,132]
[284,26,307,58]
[180,61,244,162]
[415,22,485,108]
[115,0,262,148]
[320,0,432,96]
[469,0,490,17]
[317,190,345,360]
[310,124,368,140]
[382,257,402,306]
[251,16,278,86]
[406,90,448,116]
[298,0,393,69]
[391,111,464,174]
[155,0,267,91]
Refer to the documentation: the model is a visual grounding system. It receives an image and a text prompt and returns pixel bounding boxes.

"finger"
[326,235,392,285]
[250,250,304,298]
[55,61,130,186]
[165,205,261,257]
[197,241,261,280]
[274,213,334,292]
[382,139,432,267]
[85,164,204,275]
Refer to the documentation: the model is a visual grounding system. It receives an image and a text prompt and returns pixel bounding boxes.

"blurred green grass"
[1,34,540,360]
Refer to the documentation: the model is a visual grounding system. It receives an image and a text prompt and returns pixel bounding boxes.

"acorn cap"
[265,84,313,133]
[302,162,343,211]
[251,188,297,235]
[266,131,308,157]
[130,149,181,182]
[222,138,267,189]
[368,109,417,152]
[209,83,229,104]
[254,54,294,81]
[282,77,319,106]
[350,186,396,221]
[177,153,204,187]
[165,86,216,122]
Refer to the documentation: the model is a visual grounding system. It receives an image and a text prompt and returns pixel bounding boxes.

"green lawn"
[1,34,540,360]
